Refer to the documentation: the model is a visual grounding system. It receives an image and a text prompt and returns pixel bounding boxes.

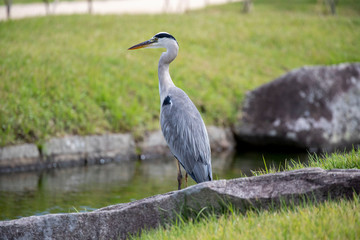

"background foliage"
[1,0,360,146]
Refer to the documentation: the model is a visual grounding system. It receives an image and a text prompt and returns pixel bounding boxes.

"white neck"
[158,43,178,103]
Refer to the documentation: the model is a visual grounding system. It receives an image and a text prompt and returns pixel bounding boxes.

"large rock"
[234,63,360,152]
[43,133,136,166]
[1,168,359,239]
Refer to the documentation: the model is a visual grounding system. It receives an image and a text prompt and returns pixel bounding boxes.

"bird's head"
[128,32,179,51]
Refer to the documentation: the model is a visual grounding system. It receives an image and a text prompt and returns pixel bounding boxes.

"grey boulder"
[234,63,360,152]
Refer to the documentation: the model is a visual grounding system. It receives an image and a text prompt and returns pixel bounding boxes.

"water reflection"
[0,161,136,193]
[0,151,308,220]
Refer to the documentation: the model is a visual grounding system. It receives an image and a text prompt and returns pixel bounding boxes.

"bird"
[128,32,212,190]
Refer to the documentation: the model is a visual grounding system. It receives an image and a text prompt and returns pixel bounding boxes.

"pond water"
[0,151,308,221]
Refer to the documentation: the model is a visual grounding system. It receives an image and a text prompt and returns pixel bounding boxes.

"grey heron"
[128,32,212,190]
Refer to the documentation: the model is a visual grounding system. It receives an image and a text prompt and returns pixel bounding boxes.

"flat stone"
[0,144,40,168]
[0,126,236,172]
[1,168,359,239]
[207,126,235,153]
[43,133,136,164]
[138,130,172,159]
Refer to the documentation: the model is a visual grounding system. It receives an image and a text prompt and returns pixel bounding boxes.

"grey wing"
[160,87,212,183]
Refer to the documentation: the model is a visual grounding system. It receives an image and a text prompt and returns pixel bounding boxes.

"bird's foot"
[177,172,183,190]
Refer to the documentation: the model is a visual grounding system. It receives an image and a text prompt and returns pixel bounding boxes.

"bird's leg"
[177,160,183,190]
[185,172,188,188]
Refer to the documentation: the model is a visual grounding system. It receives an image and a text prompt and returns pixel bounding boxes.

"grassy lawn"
[1,0,360,147]
[136,196,360,240]
[252,147,360,176]
[135,148,360,240]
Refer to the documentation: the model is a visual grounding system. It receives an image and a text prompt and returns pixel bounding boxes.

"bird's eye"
[150,37,158,43]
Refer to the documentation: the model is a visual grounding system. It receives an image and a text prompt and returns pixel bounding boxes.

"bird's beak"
[128,38,156,50]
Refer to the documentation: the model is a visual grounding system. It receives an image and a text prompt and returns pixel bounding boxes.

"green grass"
[134,148,360,240]
[1,0,360,147]
[135,195,360,240]
[252,147,360,176]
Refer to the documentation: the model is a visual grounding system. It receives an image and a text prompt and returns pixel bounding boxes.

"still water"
[0,151,308,221]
